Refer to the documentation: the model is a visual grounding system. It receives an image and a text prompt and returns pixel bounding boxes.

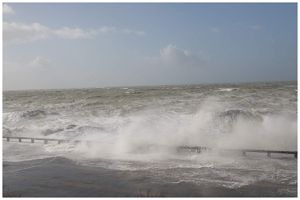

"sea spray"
[3,82,297,163]
[3,83,297,192]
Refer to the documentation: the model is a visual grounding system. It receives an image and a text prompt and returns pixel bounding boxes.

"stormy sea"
[3,81,297,197]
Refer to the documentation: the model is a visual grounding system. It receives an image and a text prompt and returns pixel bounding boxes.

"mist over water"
[3,82,297,191]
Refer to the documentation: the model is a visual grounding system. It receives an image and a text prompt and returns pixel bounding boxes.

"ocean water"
[3,82,297,196]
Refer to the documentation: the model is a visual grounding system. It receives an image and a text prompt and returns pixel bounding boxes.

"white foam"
[218,88,238,92]
[3,86,297,188]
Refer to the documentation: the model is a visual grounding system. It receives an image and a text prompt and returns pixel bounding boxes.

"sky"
[3,3,297,90]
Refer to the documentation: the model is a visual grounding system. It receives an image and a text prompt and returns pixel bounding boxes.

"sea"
[3,81,297,197]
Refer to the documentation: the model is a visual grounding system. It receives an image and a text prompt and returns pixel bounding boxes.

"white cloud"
[3,22,50,43]
[158,44,205,67]
[29,57,51,69]
[3,4,14,15]
[160,44,187,64]
[3,22,94,43]
[122,29,146,36]
[3,21,146,44]
[97,26,145,36]
[98,26,117,33]
[53,27,95,39]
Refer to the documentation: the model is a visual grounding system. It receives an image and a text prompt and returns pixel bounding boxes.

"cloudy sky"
[3,3,297,90]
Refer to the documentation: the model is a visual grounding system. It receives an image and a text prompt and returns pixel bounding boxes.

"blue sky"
[3,3,297,90]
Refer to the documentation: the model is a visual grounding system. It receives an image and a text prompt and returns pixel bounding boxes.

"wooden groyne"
[3,136,297,158]
[177,145,211,153]
[177,145,297,158]
[238,149,297,158]
[3,136,80,145]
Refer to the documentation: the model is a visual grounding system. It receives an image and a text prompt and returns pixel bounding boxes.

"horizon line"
[3,79,297,92]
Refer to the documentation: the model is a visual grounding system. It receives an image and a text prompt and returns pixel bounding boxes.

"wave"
[66,124,77,130]
[218,109,262,123]
[2,83,297,194]
[218,88,238,92]
[77,126,107,134]
[3,83,297,163]
[42,128,64,136]
[21,109,59,119]
[3,127,11,136]
[21,110,47,118]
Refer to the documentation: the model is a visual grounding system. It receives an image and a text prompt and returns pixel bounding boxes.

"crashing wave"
[21,109,58,119]
[3,127,11,136]
[218,109,263,123]
[21,110,47,118]
[215,109,263,133]
[42,128,64,136]
[218,88,238,92]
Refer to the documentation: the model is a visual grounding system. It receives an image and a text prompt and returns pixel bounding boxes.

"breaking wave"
[3,83,297,191]
[2,82,297,190]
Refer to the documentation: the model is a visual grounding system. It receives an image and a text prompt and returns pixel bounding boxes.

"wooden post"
[31,138,34,143]
[44,140,48,144]
[267,152,271,158]
[295,152,297,158]
[19,138,22,142]
[6,137,10,142]
[242,151,246,156]
[58,140,61,144]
